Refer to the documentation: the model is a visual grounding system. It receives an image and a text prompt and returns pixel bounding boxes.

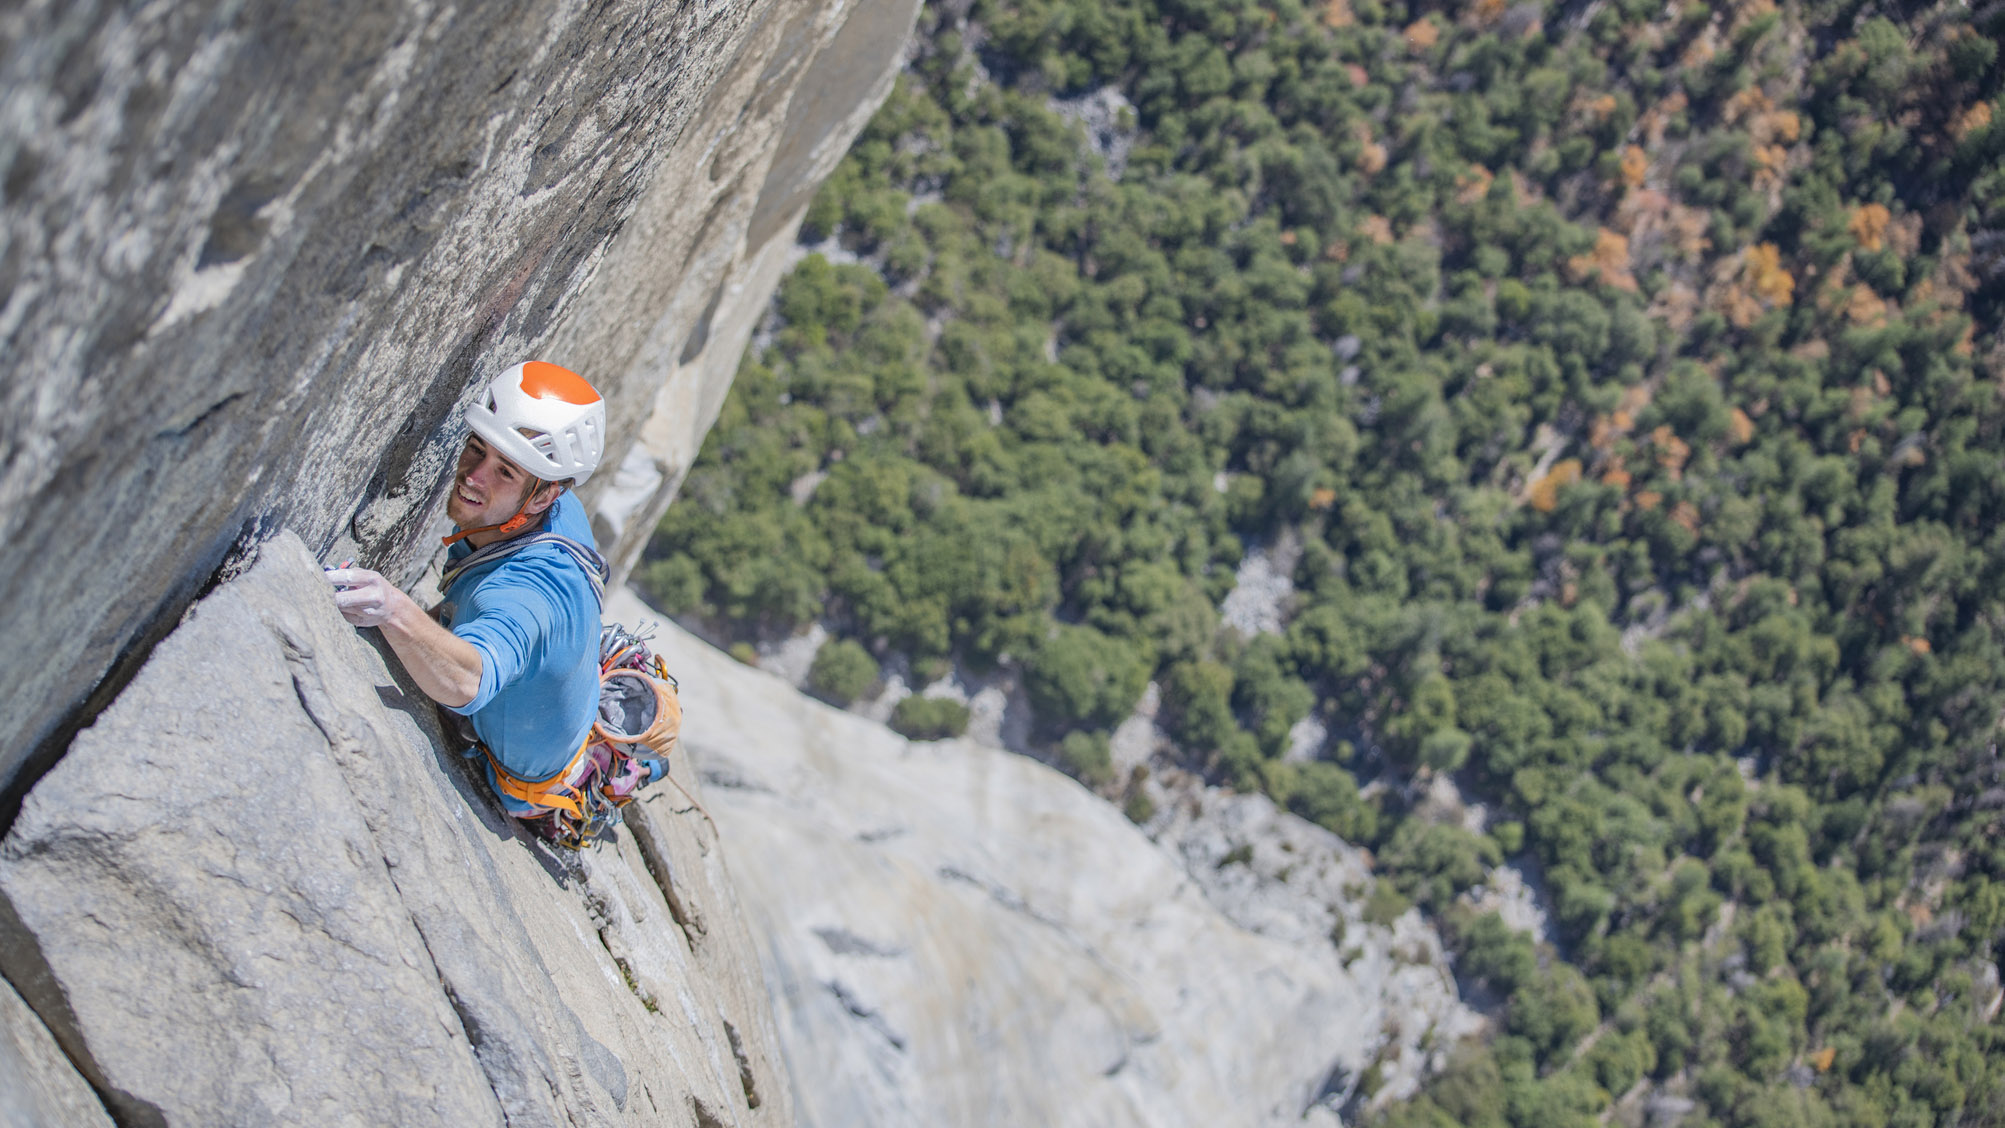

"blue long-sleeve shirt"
[440,492,600,789]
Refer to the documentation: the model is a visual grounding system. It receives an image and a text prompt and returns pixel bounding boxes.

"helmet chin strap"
[442,483,546,547]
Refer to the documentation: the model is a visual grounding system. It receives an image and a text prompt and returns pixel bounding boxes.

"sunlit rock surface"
[619,588,1482,1128]
[1,534,790,1126]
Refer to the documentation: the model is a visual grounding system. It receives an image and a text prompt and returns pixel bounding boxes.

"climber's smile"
[446,435,539,530]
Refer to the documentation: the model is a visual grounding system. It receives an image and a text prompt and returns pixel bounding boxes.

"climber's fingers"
[327,568,397,628]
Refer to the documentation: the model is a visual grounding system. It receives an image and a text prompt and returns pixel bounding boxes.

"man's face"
[447,435,542,528]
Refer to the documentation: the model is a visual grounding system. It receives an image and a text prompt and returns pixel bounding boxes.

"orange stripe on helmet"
[519,361,601,404]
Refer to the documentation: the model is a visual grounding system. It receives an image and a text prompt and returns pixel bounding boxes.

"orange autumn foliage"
[1652,425,1691,477]
[1668,206,1713,262]
[1846,285,1890,328]
[1682,27,1719,69]
[1752,143,1790,192]
[1810,1048,1837,1073]
[1954,101,1993,141]
[1322,0,1354,27]
[1849,385,1876,421]
[1729,408,1755,445]
[1640,90,1688,148]
[1746,243,1794,305]
[1671,501,1700,533]
[1724,86,1771,125]
[1620,145,1649,188]
[1719,241,1796,326]
[1508,169,1541,208]
[1850,204,1892,252]
[1357,122,1389,175]
[1404,19,1439,49]
[1528,459,1582,512]
[1457,164,1495,205]
[1591,389,1650,452]
[1569,228,1638,291]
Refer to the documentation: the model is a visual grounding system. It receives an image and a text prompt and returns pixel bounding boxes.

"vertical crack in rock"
[626,806,706,948]
[442,983,490,1054]
[724,1018,762,1110]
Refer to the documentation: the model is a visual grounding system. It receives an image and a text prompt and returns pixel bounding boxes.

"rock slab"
[0,532,793,1127]
[616,590,1480,1128]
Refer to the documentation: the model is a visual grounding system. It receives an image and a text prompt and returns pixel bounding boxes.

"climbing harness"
[437,510,695,850]
[480,622,697,851]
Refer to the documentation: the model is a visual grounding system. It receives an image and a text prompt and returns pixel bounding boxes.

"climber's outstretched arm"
[327,568,482,708]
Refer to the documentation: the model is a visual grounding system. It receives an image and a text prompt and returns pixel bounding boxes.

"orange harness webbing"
[483,736,593,818]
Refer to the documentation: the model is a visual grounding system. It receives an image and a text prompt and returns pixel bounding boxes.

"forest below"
[642,0,2005,1124]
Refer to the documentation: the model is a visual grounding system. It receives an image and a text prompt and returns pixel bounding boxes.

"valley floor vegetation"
[643,0,2005,1123]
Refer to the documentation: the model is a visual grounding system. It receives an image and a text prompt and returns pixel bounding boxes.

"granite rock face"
[621,591,1482,1128]
[0,0,919,804]
[0,975,110,1128]
[0,532,791,1126]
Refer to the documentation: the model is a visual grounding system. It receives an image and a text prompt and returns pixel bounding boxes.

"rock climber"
[326,360,619,831]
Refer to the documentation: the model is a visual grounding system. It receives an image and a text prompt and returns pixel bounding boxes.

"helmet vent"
[517,426,556,456]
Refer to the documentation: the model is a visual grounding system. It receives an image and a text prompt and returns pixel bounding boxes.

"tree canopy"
[646,0,2005,1122]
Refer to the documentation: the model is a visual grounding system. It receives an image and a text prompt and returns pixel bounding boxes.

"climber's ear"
[523,478,571,517]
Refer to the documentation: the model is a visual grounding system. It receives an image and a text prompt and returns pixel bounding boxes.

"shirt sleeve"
[443,568,561,715]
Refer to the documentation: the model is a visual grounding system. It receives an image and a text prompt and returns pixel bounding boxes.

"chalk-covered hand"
[327,568,403,628]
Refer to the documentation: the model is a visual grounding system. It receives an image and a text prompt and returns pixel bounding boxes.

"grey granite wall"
[1,532,792,1126]
[0,0,919,810]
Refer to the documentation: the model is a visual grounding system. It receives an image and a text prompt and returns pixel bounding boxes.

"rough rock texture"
[1143,784,1488,1106]
[619,589,1482,1128]
[0,0,919,804]
[0,533,791,1127]
[0,974,110,1128]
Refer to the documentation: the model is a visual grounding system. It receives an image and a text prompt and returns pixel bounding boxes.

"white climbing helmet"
[464,360,606,486]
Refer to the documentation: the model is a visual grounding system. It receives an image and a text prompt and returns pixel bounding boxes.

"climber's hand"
[327,568,403,628]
